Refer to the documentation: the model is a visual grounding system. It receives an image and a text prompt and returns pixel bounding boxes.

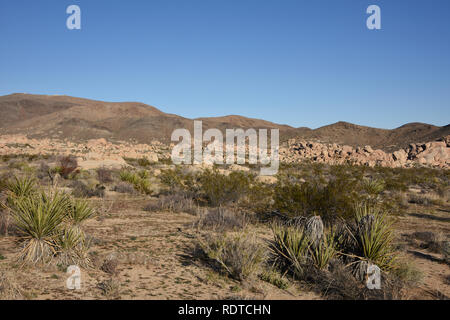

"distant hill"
[0,93,448,151]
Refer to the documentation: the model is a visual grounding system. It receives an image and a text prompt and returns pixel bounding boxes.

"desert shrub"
[112,182,136,194]
[306,260,406,300]
[71,180,105,198]
[36,162,51,181]
[97,167,113,184]
[58,155,78,179]
[101,258,119,275]
[259,268,289,289]
[273,175,360,221]
[240,181,274,213]
[196,208,247,231]
[197,169,254,206]
[159,167,195,194]
[392,260,423,286]
[119,170,152,195]
[98,278,121,299]
[360,178,385,196]
[269,216,338,278]
[199,232,265,281]
[144,193,197,214]
[7,190,95,265]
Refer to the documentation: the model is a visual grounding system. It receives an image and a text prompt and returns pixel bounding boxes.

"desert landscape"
[0,93,448,300]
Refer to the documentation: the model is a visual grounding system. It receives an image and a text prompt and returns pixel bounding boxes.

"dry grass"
[0,272,24,300]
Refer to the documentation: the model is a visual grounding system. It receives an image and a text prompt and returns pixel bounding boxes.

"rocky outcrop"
[0,134,448,170]
[0,135,162,169]
[281,135,449,169]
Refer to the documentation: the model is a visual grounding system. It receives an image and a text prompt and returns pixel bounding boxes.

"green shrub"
[197,169,254,206]
[119,169,152,195]
[260,268,289,289]
[273,175,360,221]
[159,167,192,194]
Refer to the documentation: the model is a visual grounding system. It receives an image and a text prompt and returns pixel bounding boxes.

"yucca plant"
[66,198,95,240]
[361,178,385,196]
[305,215,324,248]
[67,198,95,226]
[270,223,310,277]
[5,176,36,199]
[55,227,91,268]
[350,204,397,270]
[9,191,71,264]
[309,231,337,270]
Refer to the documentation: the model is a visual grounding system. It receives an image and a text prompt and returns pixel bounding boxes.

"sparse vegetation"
[0,149,447,300]
[199,232,265,281]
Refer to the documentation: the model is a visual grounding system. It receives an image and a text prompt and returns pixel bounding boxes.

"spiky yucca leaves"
[5,176,36,199]
[10,191,71,264]
[310,232,337,270]
[270,223,310,277]
[55,227,91,268]
[67,198,95,226]
[350,205,397,270]
[361,178,385,196]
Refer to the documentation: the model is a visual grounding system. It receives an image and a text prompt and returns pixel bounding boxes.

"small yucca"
[5,176,36,199]
[309,232,337,270]
[361,178,385,196]
[270,223,310,277]
[56,227,91,268]
[67,198,95,225]
[351,204,397,270]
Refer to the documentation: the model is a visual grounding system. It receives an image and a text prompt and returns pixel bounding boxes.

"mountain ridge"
[0,93,448,151]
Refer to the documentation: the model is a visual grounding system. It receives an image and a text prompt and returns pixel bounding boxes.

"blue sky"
[0,0,449,129]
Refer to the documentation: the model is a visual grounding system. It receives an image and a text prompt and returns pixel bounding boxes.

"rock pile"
[0,135,164,169]
[280,135,449,168]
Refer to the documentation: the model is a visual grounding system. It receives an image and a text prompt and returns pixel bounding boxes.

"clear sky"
[0,0,449,129]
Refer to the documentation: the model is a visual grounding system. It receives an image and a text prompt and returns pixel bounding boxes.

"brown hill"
[0,93,448,150]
